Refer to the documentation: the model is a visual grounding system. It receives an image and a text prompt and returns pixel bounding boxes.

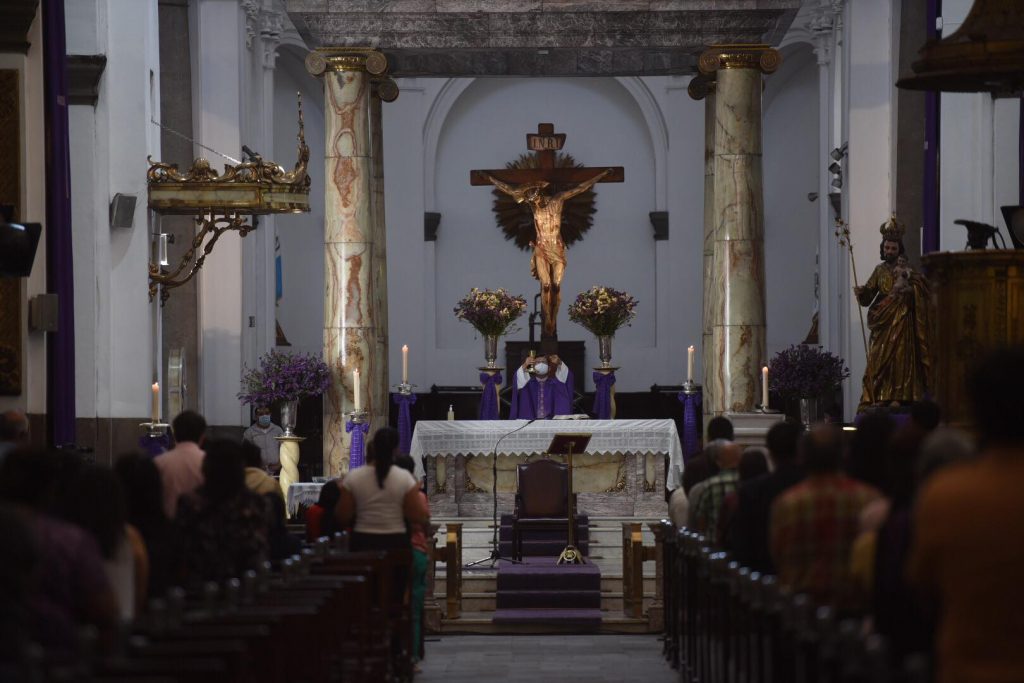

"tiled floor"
[417,634,677,682]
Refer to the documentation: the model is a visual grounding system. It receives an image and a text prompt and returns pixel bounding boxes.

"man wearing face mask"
[242,406,284,472]
[509,354,574,420]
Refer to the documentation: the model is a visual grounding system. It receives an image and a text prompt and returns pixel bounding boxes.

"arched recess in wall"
[762,41,822,357]
[422,76,669,213]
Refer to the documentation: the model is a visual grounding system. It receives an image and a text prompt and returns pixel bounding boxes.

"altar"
[410,419,682,518]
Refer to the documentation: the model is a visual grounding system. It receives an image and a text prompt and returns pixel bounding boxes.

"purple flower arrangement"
[238,349,331,407]
[768,344,850,400]
[568,286,638,336]
[453,288,527,337]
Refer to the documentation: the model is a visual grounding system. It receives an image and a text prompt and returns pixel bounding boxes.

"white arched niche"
[419,76,667,390]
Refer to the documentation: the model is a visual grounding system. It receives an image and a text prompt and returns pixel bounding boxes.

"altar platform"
[410,419,681,518]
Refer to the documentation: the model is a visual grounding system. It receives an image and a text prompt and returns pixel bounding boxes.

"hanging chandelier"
[146,94,311,303]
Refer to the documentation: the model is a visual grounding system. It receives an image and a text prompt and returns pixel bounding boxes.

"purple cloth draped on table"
[44,0,76,446]
[678,390,702,462]
[478,371,503,420]
[509,370,574,420]
[392,392,417,454]
[138,433,172,458]
[592,371,615,420]
[346,420,370,468]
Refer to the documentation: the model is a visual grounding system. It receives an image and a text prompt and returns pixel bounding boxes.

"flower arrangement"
[453,287,527,337]
[568,286,638,336]
[238,350,331,407]
[768,344,850,400]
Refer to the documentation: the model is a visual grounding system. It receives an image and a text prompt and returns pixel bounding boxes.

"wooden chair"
[511,459,573,560]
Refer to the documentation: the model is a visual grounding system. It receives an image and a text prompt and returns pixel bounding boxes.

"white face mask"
[533,362,549,376]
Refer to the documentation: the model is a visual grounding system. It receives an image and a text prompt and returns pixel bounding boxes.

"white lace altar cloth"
[410,419,685,490]
[287,482,324,517]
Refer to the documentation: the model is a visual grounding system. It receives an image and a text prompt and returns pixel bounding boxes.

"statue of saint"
[854,216,932,410]
[484,168,613,339]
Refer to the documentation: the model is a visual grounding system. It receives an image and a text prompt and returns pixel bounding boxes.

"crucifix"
[471,123,624,352]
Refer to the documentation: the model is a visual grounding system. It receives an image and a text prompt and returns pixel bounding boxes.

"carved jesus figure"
[485,168,612,339]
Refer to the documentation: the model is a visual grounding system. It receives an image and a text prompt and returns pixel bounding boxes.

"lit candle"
[687,346,695,383]
[353,368,361,411]
[762,366,769,409]
[402,344,409,384]
[151,382,160,423]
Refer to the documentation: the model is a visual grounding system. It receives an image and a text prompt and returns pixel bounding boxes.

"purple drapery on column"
[346,421,370,469]
[392,392,416,454]
[922,0,942,253]
[478,371,502,420]
[678,390,702,463]
[43,0,76,446]
[592,371,615,420]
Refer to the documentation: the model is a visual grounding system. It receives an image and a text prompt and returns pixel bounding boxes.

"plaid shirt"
[770,474,880,611]
[688,469,739,543]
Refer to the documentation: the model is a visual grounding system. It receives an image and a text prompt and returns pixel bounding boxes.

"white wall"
[273,45,325,358]
[764,45,820,359]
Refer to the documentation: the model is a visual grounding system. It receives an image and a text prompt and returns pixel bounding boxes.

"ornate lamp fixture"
[896,0,1024,96]
[146,94,311,302]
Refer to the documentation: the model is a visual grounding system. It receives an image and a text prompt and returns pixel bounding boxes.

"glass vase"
[598,335,613,368]
[280,399,299,437]
[798,397,820,431]
[483,335,500,369]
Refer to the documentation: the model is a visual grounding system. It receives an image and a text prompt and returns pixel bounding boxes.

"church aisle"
[417,634,676,682]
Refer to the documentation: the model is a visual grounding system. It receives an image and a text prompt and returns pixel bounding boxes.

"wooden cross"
[469,123,625,186]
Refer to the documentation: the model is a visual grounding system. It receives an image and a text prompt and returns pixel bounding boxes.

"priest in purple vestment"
[509,354,574,419]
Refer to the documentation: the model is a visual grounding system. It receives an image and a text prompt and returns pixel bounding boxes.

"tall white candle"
[151,382,160,423]
[762,366,769,408]
[402,344,409,384]
[687,346,695,383]
[353,369,361,411]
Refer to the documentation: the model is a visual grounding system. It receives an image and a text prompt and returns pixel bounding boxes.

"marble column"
[699,46,779,415]
[306,48,389,476]
[688,74,716,420]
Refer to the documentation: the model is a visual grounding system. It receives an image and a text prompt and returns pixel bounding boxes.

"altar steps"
[432,517,659,634]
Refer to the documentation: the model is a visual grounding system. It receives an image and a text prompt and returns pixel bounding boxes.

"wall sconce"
[145,94,311,304]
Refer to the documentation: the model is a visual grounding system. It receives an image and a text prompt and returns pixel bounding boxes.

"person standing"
[154,411,207,519]
[242,406,284,472]
[908,347,1024,683]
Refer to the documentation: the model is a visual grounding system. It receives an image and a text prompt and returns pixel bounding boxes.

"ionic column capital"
[305,48,389,77]
[698,44,781,75]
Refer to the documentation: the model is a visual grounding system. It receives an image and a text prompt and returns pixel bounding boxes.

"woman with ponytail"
[337,426,428,553]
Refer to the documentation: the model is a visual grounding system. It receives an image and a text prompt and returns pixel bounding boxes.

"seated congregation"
[661,346,1024,683]
[0,411,429,683]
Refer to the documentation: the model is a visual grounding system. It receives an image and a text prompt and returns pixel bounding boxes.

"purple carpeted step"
[496,589,601,610]
[491,608,602,629]
[495,557,601,592]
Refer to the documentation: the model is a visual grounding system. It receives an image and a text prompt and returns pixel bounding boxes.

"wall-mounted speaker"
[0,207,42,278]
[109,193,137,229]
